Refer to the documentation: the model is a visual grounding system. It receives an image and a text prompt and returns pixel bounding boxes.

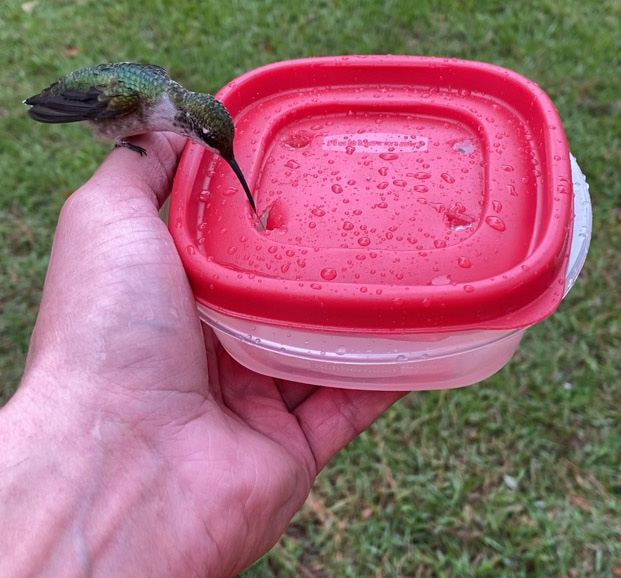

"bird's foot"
[114,139,147,157]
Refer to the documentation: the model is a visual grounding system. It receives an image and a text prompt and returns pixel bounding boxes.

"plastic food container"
[169,56,592,390]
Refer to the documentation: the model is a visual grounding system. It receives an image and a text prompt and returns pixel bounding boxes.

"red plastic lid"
[169,56,573,333]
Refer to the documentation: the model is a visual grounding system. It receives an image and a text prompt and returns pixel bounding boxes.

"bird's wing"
[24,76,141,124]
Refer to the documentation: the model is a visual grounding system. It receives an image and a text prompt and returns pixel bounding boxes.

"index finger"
[293,388,408,472]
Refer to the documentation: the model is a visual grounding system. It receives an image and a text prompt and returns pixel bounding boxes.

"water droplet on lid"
[434,239,447,248]
[310,283,322,290]
[485,216,506,231]
[343,221,354,230]
[320,268,337,280]
[502,165,515,172]
[377,202,388,209]
[441,172,455,184]
[345,146,356,155]
[457,256,471,268]
[378,167,388,176]
[393,179,406,187]
[377,182,389,190]
[332,184,343,194]
[414,172,431,180]
[358,236,371,246]
[492,200,503,213]
[285,159,300,169]
[463,284,475,293]
[430,275,451,286]
[379,153,398,161]
[413,185,428,193]
[186,245,196,256]
[336,345,347,355]
[311,208,326,217]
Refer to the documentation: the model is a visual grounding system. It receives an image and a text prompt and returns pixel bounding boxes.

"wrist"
[0,381,211,578]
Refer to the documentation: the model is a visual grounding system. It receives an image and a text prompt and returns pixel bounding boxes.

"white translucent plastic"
[198,156,592,391]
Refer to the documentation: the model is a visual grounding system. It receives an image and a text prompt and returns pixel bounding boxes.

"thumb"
[85,132,187,209]
[26,132,195,375]
[48,131,188,282]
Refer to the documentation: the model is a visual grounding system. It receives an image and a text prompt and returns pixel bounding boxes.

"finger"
[87,132,187,209]
[27,132,200,380]
[215,350,315,442]
[202,325,224,405]
[293,388,409,472]
[275,379,317,411]
[44,131,189,303]
[48,131,187,274]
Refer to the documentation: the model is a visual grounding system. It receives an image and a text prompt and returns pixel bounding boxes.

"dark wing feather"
[25,72,142,124]
[24,85,109,123]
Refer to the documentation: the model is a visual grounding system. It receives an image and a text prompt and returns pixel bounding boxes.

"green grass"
[1,0,620,575]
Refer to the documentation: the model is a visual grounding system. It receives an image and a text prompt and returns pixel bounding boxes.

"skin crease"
[0,132,407,578]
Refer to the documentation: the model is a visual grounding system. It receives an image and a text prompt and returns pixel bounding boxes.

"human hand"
[0,133,406,577]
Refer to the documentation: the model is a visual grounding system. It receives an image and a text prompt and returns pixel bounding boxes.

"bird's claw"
[114,139,147,157]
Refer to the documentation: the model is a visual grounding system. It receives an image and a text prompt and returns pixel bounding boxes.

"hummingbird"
[24,62,257,214]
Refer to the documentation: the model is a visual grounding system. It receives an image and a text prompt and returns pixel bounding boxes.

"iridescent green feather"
[48,63,172,119]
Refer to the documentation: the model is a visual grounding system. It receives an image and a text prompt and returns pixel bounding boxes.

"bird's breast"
[89,94,180,140]
[89,115,147,140]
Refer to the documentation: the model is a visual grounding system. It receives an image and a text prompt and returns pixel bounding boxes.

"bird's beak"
[223,155,257,215]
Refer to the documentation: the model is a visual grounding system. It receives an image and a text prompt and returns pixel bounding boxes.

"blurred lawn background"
[1,0,620,575]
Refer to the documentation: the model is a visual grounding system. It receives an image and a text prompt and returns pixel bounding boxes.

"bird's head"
[181,93,256,214]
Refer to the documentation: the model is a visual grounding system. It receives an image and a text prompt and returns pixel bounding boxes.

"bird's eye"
[202,132,218,149]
